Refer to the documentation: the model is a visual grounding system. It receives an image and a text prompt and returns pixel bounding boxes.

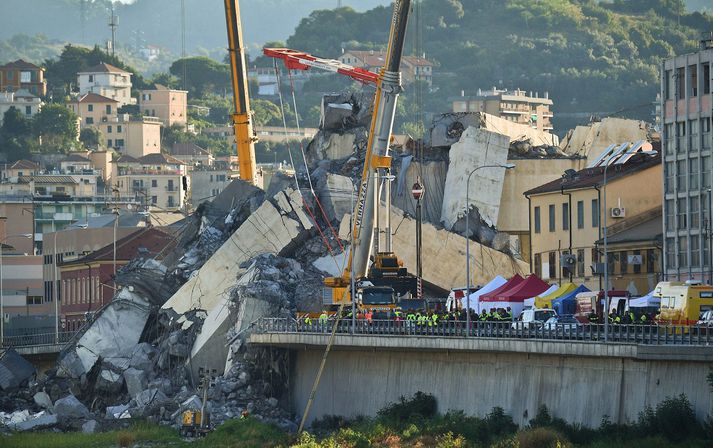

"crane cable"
[273,60,342,273]
[287,69,345,253]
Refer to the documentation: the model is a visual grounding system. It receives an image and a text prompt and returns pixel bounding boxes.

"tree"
[80,128,101,149]
[1,107,31,139]
[169,57,230,97]
[33,104,79,153]
[252,99,284,127]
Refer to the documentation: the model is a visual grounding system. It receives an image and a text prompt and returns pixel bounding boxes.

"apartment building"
[0,59,47,97]
[339,50,434,86]
[661,34,713,282]
[1,159,40,180]
[77,63,134,106]
[190,169,236,207]
[452,88,554,132]
[113,153,189,211]
[0,90,42,124]
[525,152,661,294]
[58,227,175,331]
[139,84,188,127]
[170,142,214,167]
[67,94,161,158]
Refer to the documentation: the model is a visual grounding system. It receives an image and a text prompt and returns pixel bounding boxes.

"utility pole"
[181,0,187,90]
[108,3,119,57]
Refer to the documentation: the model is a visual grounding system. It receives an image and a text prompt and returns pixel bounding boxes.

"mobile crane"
[223,0,257,185]
[265,1,417,311]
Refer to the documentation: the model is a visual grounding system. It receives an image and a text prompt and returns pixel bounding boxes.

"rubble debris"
[0,349,36,391]
[33,391,53,411]
[430,112,558,148]
[558,117,655,160]
[54,394,90,420]
[82,419,98,434]
[391,155,448,225]
[319,92,372,131]
[509,137,570,159]
[0,411,58,431]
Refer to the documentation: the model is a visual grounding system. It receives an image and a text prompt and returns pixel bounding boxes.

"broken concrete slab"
[82,419,98,434]
[105,403,129,419]
[33,391,53,411]
[128,343,157,372]
[441,126,510,230]
[558,117,652,161]
[96,369,123,393]
[123,368,148,399]
[391,155,447,225]
[352,206,529,291]
[307,132,357,164]
[12,412,58,431]
[135,388,169,409]
[58,288,151,380]
[162,188,313,316]
[54,394,90,420]
[314,172,354,223]
[430,112,558,148]
[0,349,36,390]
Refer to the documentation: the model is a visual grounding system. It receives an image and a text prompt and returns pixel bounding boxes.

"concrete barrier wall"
[290,347,713,427]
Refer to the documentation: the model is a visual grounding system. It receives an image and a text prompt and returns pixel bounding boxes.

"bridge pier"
[251,333,713,427]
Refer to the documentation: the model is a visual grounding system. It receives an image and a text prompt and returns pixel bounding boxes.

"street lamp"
[465,163,516,335]
[411,178,425,299]
[602,150,657,342]
[0,233,33,344]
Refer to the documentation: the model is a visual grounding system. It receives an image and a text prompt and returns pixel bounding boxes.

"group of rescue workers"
[300,307,659,328]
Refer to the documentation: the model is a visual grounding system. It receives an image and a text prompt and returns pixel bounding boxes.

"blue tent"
[552,285,591,315]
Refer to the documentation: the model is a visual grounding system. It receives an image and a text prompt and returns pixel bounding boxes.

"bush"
[377,392,437,423]
[517,427,570,448]
[637,394,701,442]
[485,407,518,440]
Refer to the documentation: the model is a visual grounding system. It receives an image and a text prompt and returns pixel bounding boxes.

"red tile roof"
[9,159,39,170]
[81,62,130,74]
[72,93,119,104]
[0,59,43,70]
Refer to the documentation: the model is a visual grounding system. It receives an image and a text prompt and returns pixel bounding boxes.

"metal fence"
[1,331,75,349]
[254,318,713,346]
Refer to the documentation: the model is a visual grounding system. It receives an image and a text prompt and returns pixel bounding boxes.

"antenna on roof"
[108,3,119,57]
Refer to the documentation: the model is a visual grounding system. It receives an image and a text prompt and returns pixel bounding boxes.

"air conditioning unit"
[611,207,626,218]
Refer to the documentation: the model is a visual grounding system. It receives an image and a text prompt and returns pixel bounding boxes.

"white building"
[77,63,135,107]
[0,90,42,125]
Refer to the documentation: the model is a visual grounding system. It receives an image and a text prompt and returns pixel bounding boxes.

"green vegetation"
[0,104,81,161]
[286,0,713,133]
[1,393,711,447]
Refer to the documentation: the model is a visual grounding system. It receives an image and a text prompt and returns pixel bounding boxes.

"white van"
[512,308,557,329]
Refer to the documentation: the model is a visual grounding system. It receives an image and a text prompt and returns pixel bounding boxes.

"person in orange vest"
[365,309,374,325]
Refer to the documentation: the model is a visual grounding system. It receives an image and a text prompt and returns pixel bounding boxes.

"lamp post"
[465,163,516,335]
[412,178,425,299]
[0,233,33,344]
[602,150,657,342]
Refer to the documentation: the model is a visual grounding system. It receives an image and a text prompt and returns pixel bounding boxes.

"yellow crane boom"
[223,0,257,184]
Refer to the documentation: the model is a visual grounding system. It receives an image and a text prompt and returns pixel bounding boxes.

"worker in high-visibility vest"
[319,311,328,332]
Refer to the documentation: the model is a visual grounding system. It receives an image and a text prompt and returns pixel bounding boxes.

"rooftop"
[9,160,39,170]
[524,152,661,196]
[170,142,211,157]
[79,62,130,75]
[0,59,43,71]
[62,227,175,265]
[17,175,78,185]
[71,93,119,104]
[137,153,187,166]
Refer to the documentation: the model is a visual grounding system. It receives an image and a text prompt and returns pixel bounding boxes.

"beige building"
[140,84,188,127]
[452,88,554,132]
[77,63,134,107]
[0,90,42,125]
[67,93,120,129]
[1,159,40,180]
[525,153,662,294]
[190,169,237,207]
[113,153,189,211]
[96,116,162,159]
[170,142,214,167]
[1,254,47,322]
[339,50,434,86]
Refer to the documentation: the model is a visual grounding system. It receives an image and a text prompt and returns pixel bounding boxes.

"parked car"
[512,308,557,329]
[543,315,582,336]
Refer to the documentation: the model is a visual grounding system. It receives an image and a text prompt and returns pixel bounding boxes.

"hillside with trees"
[287,0,713,133]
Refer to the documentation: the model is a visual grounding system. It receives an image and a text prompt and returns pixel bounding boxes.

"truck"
[654,281,713,325]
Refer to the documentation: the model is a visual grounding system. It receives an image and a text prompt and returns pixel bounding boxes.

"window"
[591,199,599,228]
[691,235,701,267]
[6,71,13,80]
[562,250,571,278]
[664,123,674,155]
[646,249,656,273]
[679,236,688,268]
[534,206,541,233]
[678,198,687,229]
[607,252,615,276]
[20,71,31,83]
[577,201,584,229]
[26,296,42,305]
[677,160,687,191]
[25,105,31,115]
[210,174,214,182]
[665,161,674,194]
[88,75,94,83]
[676,66,685,98]
[690,119,700,153]
[577,249,585,277]
[534,253,542,278]
[117,125,122,133]
[107,125,112,134]
[704,63,711,95]
[548,252,556,279]
[88,104,94,112]
[562,202,569,231]
[691,196,700,229]
[151,179,157,187]
[690,158,699,191]
[620,250,628,275]
[107,139,112,147]
[703,156,711,186]
[665,199,675,230]
[86,117,94,125]
[106,105,112,115]
[116,139,124,147]
[151,196,157,205]
[549,204,556,232]
[168,180,174,191]
[690,64,698,97]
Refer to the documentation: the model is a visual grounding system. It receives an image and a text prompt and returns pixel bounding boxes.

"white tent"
[629,292,659,308]
[461,276,507,311]
[524,284,559,309]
